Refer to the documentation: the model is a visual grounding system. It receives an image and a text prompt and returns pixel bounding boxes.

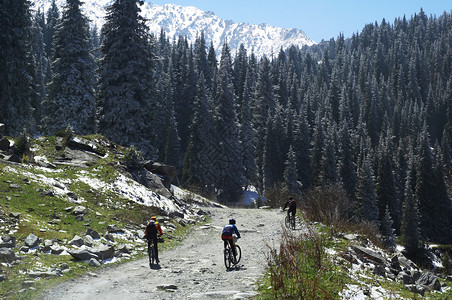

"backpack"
[145,221,157,239]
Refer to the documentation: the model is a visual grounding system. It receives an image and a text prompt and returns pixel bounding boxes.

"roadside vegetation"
[0,133,202,299]
[258,184,452,299]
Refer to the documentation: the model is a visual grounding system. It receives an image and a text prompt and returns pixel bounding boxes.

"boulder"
[143,161,178,188]
[7,154,21,163]
[116,244,132,254]
[86,229,100,239]
[0,235,15,248]
[397,255,417,270]
[24,233,39,248]
[68,235,84,247]
[88,258,101,267]
[94,244,115,260]
[396,271,412,284]
[0,137,10,151]
[72,206,87,215]
[0,123,5,133]
[0,275,7,282]
[50,245,65,255]
[107,225,124,234]
[68,248,100,261]
[0,248,16,263]
[351,246,386,265]
[416,272,441,291]
[83,235,94,247]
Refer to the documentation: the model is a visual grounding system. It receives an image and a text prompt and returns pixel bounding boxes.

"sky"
[149,0,452,43]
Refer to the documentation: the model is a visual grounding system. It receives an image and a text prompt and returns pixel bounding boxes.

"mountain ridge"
[31,0,316,57]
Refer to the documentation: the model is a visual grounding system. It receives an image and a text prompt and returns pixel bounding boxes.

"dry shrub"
[264,183,292,209]
[303,184,352,228]
[265,226,343,298]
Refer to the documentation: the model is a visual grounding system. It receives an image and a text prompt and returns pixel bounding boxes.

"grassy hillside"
[0,133,207,299]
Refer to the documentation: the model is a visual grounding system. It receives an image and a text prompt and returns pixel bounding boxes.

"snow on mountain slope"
[31,0,316,57]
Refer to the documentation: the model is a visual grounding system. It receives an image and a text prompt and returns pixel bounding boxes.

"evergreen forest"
[1,0,452,247]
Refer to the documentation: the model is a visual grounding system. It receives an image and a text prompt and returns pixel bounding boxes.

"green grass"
[0,134,204,299]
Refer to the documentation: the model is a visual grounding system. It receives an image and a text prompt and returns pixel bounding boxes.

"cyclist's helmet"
[229,219,236,224]
[151,216,157,221]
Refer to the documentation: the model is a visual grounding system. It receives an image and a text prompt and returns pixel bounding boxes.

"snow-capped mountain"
[31,0,316,57]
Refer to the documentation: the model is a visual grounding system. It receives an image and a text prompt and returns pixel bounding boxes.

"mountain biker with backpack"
[144,216,163,264]
[221,219,241,263]
[283,196,297,221]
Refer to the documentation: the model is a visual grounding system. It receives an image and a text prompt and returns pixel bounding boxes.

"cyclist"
[221,219,241,263]
[283,196,297,222]
[144,216,163,264]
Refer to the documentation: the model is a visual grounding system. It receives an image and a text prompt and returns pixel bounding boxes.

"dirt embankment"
[43,207,287,300]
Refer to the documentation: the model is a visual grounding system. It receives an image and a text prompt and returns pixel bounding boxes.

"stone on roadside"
[0,248,16,263]
[86,229,100,239]
[88,258,101,267]
[24,233,39,248]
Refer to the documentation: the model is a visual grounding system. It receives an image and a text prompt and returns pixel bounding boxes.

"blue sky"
[149,0,452,43]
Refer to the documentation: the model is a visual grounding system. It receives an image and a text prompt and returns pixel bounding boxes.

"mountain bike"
[224,235,241,270]
[147,240,156,267]
[285,213,296,230]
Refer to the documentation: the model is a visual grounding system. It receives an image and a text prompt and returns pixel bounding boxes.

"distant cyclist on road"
[144,216,163,264]
[221,219,241,263]
[283,196,297,221]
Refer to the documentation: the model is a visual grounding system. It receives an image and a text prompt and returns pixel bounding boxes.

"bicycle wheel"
[148,243,155,265]
[291,215,296,230]
[285,215,290,229]
[234,245,241,264]
[224,247,231,269]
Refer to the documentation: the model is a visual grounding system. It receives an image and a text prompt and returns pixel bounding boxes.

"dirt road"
[43,207,287,299]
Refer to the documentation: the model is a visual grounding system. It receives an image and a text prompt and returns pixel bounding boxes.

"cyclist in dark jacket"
[221,219,241,261]
[283,196,297,220]
[145,216,163,264]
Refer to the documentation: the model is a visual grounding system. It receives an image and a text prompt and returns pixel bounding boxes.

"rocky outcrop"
[144,161,178,188]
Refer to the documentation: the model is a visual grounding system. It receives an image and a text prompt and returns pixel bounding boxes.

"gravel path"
[43,207,288,300]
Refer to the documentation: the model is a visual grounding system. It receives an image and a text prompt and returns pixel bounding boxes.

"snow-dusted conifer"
[97,0,157,158]
[43,0,96,135]
[283,146,301,197]
[213,42,244,202]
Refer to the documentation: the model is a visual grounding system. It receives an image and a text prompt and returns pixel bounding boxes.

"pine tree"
[97,0,157,158]
[401,154,421,255]
[283,146,301,197]
[381,205,396,249]
[0,0,35,135]
[43,0,59,58]
[356,153,379,223]
[213,43,244,202]
[43,0,96,135]
[182,74,215,196]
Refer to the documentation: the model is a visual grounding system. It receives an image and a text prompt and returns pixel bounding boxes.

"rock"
[169,211,184,219]
[104,233,115,242]
[0,137,10,151]
[397,255,417,270]
[68,235,85,247]
[9,184,21,189]
[116,244,132,254]
[107,225,124,234]
[0,235,15,248]
[157,284,178,291]
[351,245,386,265]
[72,206,87,215]
[88,258,101,267]
[68,249,100,261]
[0,248,16,263]
[24,233,39,248]
[396,271,412,284]
[50,245,65,255]
[9,212,21,219]
[406,284,426,296]
[75,214,84,221]
[0,123,5,132]
[86,229,101,239]
[67,192,78,201]
[22,281,35,287]
[7,154,21,163]
[83,235,94,247]
[416,272,441,291]
[0,275,7,282]
[144,161,178,188]
[28,270,59,278]
[373,264,386,277]
[390,255,401,270]
[137,170,173,199]
[94,244,115,260]
[411,269,421,282]
[196,209,209,216]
